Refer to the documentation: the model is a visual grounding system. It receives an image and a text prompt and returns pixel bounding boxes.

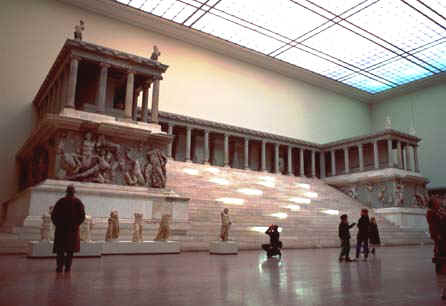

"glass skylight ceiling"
[117,0,446,94]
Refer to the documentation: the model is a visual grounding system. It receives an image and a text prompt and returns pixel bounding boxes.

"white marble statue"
[79,215,94,242]
[105,209,120,242]
[40,206,54,241]
[154,214,171,241]
[132,213,144,243]
[220,208,232,241]
[385,115,392,129]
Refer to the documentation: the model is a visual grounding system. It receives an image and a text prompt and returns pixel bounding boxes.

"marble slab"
[102,241,180,255]
[27,241,103,258]
[209,241,239,255]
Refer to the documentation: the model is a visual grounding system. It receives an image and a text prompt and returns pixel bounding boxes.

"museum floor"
[0,245,442,306]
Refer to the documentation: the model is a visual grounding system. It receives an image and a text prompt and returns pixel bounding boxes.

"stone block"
[27,241,103,258]
[209,241,239,255]
[102,241,180,255]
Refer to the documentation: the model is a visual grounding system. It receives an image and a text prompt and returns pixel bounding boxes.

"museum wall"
[371,84,446,188]
[0,0,372,203]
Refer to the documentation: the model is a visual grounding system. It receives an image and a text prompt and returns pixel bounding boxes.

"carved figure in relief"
[124,155,145,186]
[154,214,171,241]
[378,184,387,203]
[132,213,144,243]
[150,45,161,61]
[74,20,85,40]
[347,185,358,200]
[105,209,120,241]
[394,183,404,206]
[40,206,54,241]
[145,149,167,188]
[220,208,232,241]
[79,215,94,242]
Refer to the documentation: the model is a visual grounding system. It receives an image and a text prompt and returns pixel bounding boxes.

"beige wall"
[371,84,446,188]
[0,0,372,202]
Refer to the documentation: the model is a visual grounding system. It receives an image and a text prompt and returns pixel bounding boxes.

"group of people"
[338,208,381,262]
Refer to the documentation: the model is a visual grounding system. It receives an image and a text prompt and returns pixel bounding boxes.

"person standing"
[51,185,85,272]
[369,217,381,255]
[356,208,370,261]
[338,214,356,262]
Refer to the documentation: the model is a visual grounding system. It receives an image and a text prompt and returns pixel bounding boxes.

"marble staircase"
[166,160,431,251]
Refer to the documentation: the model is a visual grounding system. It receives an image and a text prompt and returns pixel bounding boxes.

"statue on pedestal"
[105,209,120,242]
[74,20,85,40]
[40,206,54,241]
[79,215,94,242]
[220,208,232,241]
[154,214,171,241]
[385,115,392,129]
[132,213,144,243]
[150,45,161,61]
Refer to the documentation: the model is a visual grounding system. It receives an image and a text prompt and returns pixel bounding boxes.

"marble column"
[413,145,420,172]
[299,149,304,177]
[132,89,139,121]
[344,147,350,174]
[358,144,364,171]
[185,126,192,162]
[387,139,393,168]
[320,151,326,178]
[62,67,69,111]
[405,144,412,171]
[396,141,402,169]
[141,81,151,122]
[224,134,229,167]
[204,130,210,165]
[311,150,316,177]
[124,70,135,119]
[331,150,336,176]
[287,146,293,175]
[167,123,174,159]
[373,141,379,169]
[273,144,279,174]
[261,140,266,172]
[151,77,161,123]
[244,138,249,170]
[96,63,109,114]
[66,55,80,108]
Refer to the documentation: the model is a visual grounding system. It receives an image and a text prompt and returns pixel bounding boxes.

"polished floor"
[0,246,443,306]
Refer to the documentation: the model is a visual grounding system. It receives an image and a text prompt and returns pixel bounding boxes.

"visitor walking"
[51,185,85,273]
[356,208,370,261]
[369,216,381,255]
[262,224,282,258]
[338,214,356,262]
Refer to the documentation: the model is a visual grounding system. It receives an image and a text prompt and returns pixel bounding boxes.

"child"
[338,214,356,262]
[369,217,381,255]
[356,208,370,260]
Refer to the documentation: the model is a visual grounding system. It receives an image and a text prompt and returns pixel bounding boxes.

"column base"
[185,160,192,163]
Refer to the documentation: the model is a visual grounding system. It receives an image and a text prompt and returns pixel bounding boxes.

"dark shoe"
[65,267,71,272]
[339,257,344,262]
[345,258,354,262]
[371,248,375,255]
[56,267,63,273]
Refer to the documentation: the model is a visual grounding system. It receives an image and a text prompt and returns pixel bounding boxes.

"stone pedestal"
[209,241,239,255]
[27,241,103,258]
[102,241,180,254]
[375,207,428,230]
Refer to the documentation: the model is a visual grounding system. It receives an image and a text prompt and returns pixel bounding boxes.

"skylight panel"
[212,0,328,41]
[139,0,193,19]
[411,40,446,71]
[302,24,396,69]
[401,0,446,28]
[276,46,357,80]
[369,57,434,85]
[191,12,285,54]
[341,73,393,93]
[304,0,372,17]
[345,0,445,52]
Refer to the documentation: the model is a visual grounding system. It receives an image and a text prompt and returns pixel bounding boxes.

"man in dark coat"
[338,214,356,262]
[356,208,370,260]
[51,185,85,272]
[262,225,282,258]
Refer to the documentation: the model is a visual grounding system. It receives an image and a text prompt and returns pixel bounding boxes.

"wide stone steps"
[166,161,431,250]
